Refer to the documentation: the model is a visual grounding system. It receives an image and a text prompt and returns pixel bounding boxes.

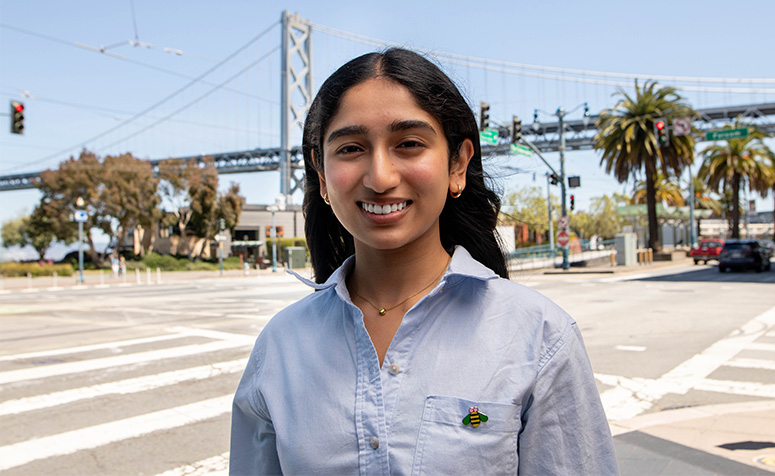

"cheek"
[324,164,359,197]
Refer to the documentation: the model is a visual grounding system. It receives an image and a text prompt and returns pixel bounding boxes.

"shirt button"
[370,436,380,450]
[389,363,400,375]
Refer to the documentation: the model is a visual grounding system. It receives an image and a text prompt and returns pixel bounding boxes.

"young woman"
[231,48,618,475]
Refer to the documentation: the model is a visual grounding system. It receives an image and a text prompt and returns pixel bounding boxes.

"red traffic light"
[655,120,665,130]
[14,103,24,113]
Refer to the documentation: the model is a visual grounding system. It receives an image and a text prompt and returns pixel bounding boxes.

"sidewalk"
[612,401,775,474]
[0,265,304,292]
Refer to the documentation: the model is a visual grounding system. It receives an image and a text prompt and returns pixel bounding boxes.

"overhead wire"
[2,21,280,173]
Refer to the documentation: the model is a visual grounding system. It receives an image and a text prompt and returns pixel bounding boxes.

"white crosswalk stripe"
[0,395,233,471]
[599,304,775,421]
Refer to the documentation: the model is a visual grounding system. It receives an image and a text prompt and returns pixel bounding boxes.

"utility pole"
[546,174,555,256]
[556,107,569,270]
[688,164,696,247]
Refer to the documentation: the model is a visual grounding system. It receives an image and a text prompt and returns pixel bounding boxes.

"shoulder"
[450,274,576,366]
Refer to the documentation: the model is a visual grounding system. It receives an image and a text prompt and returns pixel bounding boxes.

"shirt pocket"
[411,395,522,476]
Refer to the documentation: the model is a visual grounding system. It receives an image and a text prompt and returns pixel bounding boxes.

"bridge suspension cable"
[309,22,775,93]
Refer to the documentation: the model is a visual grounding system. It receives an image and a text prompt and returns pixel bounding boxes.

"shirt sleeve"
[229,346,283,476]
[518,322,620,475]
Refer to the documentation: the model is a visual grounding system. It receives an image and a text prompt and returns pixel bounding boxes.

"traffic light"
[10,101,24,134]
[219,218,226,232]
[479,102,490,131]
[549,173,559,185]
[654,117,669,147]
[570,194,575,211]
[511,116,522,144]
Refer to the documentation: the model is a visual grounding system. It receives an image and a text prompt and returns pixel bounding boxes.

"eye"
[397,140,424,149]
[336,144,363,155]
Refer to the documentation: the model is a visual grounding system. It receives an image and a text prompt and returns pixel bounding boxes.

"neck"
[349,242,451,308]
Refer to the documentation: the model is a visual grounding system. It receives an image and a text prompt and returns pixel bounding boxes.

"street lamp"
[75,197,86,283]
[268,205,278,272]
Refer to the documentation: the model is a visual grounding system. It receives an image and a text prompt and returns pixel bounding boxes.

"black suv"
[718,240,772,272]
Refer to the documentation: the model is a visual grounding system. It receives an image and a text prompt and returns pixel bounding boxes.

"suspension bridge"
[2,11,774,197]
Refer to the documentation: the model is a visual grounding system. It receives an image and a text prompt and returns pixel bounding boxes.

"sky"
[1,0,774,257]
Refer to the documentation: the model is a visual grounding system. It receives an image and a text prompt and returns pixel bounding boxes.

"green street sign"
[510,143,532,157]
[479,128,498,145]
[705,128,749,141]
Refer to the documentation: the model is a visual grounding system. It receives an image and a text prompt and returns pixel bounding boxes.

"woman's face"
[319,78,470,253]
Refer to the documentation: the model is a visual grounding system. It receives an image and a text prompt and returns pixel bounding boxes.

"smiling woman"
[230,48,619,475]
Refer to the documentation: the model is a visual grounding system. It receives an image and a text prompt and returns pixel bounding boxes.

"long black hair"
[302,48,507,283]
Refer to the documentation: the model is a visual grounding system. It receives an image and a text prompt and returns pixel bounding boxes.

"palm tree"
[698,124,774,239]
[595,80,696,251]
[689,175,722,216]
[632,171,685,206]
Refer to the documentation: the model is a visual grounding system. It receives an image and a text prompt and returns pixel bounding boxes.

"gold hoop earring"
[450,184,463,199]
[323,193,330,205]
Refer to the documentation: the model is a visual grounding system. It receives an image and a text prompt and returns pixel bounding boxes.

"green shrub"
[142,252,185,271]
[0,262,74,277]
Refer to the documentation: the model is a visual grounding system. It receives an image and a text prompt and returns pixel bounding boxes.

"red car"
[691,239,725,264]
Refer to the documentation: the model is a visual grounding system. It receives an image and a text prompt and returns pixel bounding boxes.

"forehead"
[325,78,441,135]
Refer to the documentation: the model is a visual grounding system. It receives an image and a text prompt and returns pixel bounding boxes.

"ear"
[312,149,328,200]
[449,138,473,192]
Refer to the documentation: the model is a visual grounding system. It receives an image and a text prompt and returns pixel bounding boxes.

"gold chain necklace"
[352,258,450,316]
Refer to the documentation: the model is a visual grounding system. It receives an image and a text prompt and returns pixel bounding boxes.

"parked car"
[690,239,725,264]
[718,240,772,272]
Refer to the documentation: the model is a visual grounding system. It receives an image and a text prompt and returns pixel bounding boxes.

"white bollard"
[156,267,161,284]
[146,268,151,285]
[53,271,58,289]
[135,268,141,284]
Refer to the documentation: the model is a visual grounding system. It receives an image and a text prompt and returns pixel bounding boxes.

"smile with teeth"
[360,201,408,215]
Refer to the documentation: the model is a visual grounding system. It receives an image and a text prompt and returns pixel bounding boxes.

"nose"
[363,146,399,193]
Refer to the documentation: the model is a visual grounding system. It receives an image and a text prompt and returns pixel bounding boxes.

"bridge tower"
[280,11,313,205]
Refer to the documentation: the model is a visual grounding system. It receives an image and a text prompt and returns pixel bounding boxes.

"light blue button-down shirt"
[230,247,618,475]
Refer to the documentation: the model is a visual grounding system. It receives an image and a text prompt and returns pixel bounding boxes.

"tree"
[158,157,217,257]
[501,186,559,244]
[698,124,774,239]
[632,171,685,206]
[689,175,722,216]
[36,150,104,265]
[595,80,696,251]
[100,153,160,257]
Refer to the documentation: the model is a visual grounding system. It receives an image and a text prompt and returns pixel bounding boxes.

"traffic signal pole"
[557,107,570,270]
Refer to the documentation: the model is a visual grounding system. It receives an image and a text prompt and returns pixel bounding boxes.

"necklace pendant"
[378,308,387,316]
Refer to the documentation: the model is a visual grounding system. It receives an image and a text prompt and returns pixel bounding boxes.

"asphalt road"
[0,262,773,475]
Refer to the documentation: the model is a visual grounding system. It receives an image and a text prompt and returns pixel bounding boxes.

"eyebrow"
[389,120,437,135]
[326,120,437,144]
[326,125,367,144]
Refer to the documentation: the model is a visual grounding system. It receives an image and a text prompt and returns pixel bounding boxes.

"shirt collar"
[288,246,497,293]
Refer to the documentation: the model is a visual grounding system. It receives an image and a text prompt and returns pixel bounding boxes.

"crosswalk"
[0,324,257,474]
[598,304,775,422]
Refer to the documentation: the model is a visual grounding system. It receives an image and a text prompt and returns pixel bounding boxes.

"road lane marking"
[0,334,186,362]
[615,345,647,352]
[695,378,775,399]
[724,357,775,371]
[600,304,775,421]
[0,339,253,385]
[747,342,775,353]
[0,395,233,471]
[0,359,247,416]
[154,452,229,476]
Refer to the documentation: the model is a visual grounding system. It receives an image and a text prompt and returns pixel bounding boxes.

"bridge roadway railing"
[2,103,774,192]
